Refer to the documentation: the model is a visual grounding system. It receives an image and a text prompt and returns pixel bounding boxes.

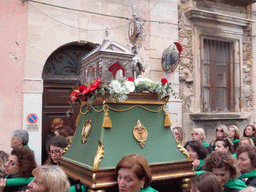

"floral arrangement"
[70,77,175,105]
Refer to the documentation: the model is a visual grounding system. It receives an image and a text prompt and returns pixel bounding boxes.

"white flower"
[143,78,155,83]
[134,78,143,86]
[123,81,135,94]
[111,80,123,93]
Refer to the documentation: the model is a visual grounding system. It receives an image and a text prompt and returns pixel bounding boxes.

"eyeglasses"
[216,129,224,132]
[49,149,62,155]
[6,160,18,166]
[191,133,199,136]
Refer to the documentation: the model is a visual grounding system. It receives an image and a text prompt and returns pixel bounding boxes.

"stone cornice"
[185,9,253,27]
[189,112,250,121]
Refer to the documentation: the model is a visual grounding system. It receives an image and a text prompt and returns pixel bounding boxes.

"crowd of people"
[173,124,256,191]
[2,119,256,191]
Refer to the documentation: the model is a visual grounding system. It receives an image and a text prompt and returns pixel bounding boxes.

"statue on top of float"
[70,29,182,105]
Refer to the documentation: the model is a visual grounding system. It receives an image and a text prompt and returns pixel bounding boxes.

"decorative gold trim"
[59,157,195,190]
[177,141,190,160]
[93,141,105,169]
[81,119,92,144]
[62,140,71,154]
[76,113,81,127]
[133,120,148,148]
[90,93,169,106]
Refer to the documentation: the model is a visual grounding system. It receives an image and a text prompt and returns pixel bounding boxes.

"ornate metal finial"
[132,5,136,17]
[128,6,142,54]
[104,28,109,41]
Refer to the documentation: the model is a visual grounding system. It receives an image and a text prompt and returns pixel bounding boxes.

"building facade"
[179,0,256,142]
[1,0,181,164]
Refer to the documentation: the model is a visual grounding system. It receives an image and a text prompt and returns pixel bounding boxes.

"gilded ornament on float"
[177,142,190,160]
[81,119,92,144]
[133,120,148,148]
[93,141,105,169]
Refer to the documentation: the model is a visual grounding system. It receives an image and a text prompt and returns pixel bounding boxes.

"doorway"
[42,43,95,163]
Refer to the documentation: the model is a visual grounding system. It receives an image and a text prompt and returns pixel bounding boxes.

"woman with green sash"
[184,141,208,172]
[116,154,158,192]
[0,146,37,192]
[228,125,240,152]
[191,128,213,153]
[243,125,256,145]
[191,171,223,192]
[26,165,70,192]
[204,151,247,192]
[237,145,256,187]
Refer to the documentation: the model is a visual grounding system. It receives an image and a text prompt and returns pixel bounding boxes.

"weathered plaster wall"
[0,0,27,152]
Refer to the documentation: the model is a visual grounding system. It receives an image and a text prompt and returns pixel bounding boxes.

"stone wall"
[178,0,254,143]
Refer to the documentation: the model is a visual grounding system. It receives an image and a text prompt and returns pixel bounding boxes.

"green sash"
[69,185,88,192]
[202,141,210,147]
[141,186,159,192]
[196,170,205,175]
[196,159,204,171]
[239,169,256,179]
[232,139,239,144]
[224,179,247,189]
[24,144,34,152]
[4,176,34,186]
[69,185,157,192]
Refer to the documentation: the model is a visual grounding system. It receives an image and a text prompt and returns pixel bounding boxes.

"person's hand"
[0,178,7,192]
[192,159,200,170]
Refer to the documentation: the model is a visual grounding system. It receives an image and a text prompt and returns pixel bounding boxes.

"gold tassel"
[163,108,172,127]
[102,105,112,128]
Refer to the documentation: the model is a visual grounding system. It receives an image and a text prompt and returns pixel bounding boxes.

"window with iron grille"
[201,37,240,112]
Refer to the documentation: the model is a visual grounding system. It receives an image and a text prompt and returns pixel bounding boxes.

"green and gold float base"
[60,93,195,192]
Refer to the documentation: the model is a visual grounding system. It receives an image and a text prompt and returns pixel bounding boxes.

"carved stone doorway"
[42,43,95,163]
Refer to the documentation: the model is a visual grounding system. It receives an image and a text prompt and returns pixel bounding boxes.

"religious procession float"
[60,33,195,192]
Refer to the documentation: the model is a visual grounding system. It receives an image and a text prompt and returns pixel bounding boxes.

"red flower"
[90,78,101,91]
[174,42,183,52]
[78,85,87,93]
[70,90,80,101]
[126,76,135,82]
[161,78,168,85]
[81,95,87,101]
[82,85,91,94]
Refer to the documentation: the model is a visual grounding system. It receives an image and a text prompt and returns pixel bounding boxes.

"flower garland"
[70,77,175,105]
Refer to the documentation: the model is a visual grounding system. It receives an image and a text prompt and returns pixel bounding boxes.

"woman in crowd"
[172,127,185,145]
[228,125,240,152]
[44,135,68,165]
[115,154,158,192]
[190,171,223,192]
[243,125,256,143]
[55,126,74,144]
[0,151,8,178]
[191,128,213,153]
[26,165,70,192]
[204,151,247,192]
[0,146,37,192]
[210,125,229,148]
[184,141,208,171]
[46,118,64,144]
[237,145,256,187]
[214,138,234,154]
[239,137,255,147]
